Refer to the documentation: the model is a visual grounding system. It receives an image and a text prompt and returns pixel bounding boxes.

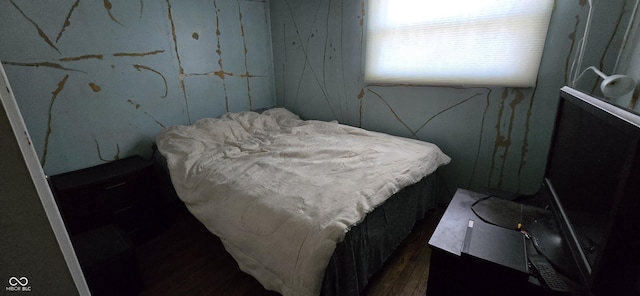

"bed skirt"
[320,173,437,296]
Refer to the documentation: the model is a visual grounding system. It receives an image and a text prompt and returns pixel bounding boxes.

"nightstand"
[426,189,585,296]
[48,155,168,295]
[49,155,166,243]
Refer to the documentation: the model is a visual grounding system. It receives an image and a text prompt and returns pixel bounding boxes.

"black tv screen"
[545,86,640,295]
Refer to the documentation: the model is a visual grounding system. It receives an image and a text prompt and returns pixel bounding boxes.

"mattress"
[155,108,450,296]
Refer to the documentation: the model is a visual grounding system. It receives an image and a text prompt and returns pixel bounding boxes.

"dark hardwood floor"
[135,203,445,296]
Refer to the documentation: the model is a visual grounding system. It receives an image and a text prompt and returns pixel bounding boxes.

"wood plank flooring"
[135,203,444,296]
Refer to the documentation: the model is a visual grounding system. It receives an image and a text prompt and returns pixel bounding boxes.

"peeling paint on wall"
[565,15,581,84]
[56,0,80,42]
[213,0,231,112]
[357,87,364,127]
[165,0,190,123]
[60,54,104,62]
[41,75,69,167]
[95,139,120,162]
[238,3,253,110]
[127,99,166,128]
[518,85,539,186]
[88,82,101,92]
[113,50,164,57]
[0,0,275,175]
[498,89,527,189]
[9,0,61,54]
[367,88,415,137]
[1,61,85,73]
[133,64,168,98]
[590,2,629,94]
[103,0,124,26]
[268,0,625,196]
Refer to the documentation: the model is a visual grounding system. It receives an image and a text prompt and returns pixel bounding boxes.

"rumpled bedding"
[155,108,451,296]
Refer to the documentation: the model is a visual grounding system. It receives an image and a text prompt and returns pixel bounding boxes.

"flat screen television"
[542,86,640,295]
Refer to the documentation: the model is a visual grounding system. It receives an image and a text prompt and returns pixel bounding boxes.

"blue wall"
[1,0,634,198]
[0,0,275,175]
[269,0,635,198]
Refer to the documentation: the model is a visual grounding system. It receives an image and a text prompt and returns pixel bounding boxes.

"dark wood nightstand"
[49,155,167,243]
[426,189,585,296]
[48,155,169,296]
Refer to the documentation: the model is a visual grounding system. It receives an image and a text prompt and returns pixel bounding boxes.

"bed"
[155,108,450,296]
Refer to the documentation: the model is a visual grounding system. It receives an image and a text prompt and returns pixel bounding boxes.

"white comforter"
[156,108,450,296]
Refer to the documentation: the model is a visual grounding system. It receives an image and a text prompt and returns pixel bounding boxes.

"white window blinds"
[365,0,554,87]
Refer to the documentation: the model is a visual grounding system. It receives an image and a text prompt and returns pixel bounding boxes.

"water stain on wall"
[367,88,414,136]
[103,0,124,26]
[357,88,364,127]
[213,0,231,112]
[41,75,69,167]
[518,85,539,184]
[282,0,336,117]
[127,99,166,128]
[1,61,84,73]
[366,85,495,191]
[238,4,253,110]
[133,64,168,98]
[488,89,507,187]
[88,82,101,92]
[3,0,274,174]
[128,99,141,109]
[602,10,626,68]
[165,0,190,122]
[113,50,164,57]
[275,0,551,193]
[9,0,61,54]
[95,139,120,161]
[139,0,145,18]
[60,54,104,62]
[484,87,535,191]
[56,0,80,42]
[416,91,486,137]
[590,3,629,94]
[565,15,581,84]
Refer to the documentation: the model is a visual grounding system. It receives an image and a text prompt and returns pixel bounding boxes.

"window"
[365,0,554,87]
